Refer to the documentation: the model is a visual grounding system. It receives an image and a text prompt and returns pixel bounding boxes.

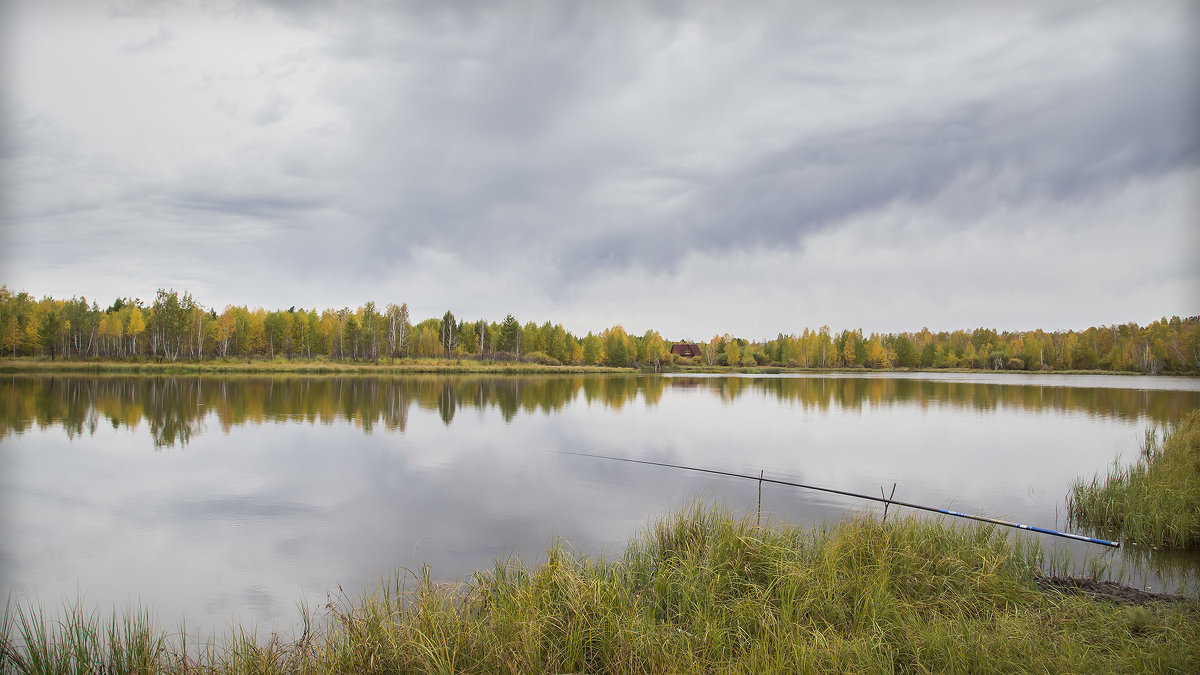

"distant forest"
[1,286,1197,374]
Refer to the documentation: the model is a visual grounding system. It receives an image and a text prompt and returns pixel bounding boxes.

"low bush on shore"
[4,506,1197,674]
[1069,409,1200,550]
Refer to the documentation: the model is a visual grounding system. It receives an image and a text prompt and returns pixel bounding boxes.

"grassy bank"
[1069,409,1200,550]
[4,507,1196,674]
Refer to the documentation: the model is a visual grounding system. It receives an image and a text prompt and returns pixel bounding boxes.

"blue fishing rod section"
[557,451,1120,549]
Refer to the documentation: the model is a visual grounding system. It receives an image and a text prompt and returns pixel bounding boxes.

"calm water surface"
[2,372,1198,634]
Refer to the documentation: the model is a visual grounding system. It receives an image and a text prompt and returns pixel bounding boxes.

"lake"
[2,371,1198,635]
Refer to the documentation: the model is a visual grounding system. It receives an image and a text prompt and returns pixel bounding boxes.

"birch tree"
[440,310,458,357]
[386,302,410,358]
[127,306,146,356]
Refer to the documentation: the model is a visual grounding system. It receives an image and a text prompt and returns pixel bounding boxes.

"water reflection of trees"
[716,377,1199,423]
[1,374,1196,447]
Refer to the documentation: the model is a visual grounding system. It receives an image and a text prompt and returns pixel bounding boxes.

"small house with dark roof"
[670,342,701,358]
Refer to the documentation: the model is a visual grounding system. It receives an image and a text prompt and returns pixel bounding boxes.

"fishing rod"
[555,451,1120,548]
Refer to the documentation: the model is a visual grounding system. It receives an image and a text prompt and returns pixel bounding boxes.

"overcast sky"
[1,1,1197,340]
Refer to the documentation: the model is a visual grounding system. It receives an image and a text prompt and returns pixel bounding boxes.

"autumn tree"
[290,307,309,358]
[361,301,381,362]
[814,326,832,367]
[413,319,440,357]
[60,296,98,358]
[475,319,489,356]
[920,341,937,368]
[701,336,720,366]
[840,329,861,367]
[149,289,193,361]
[865,334,888,368]
[602,326,632,367]
[457,320,477,355]
[581,332,603,365]
[188,301,208,358]
[540,322,573,364]
[642,329,668,371]
[214,307,236,357]
[0,287,25,357]
[725,337,741,366]
[264,310,293,359]
[244,309,267,357]
[386,303,410,358]
[892,334,916,368]
[321,310,341,358]
[521,321,543,356]
[126,306,146,356]
[305,310,323,356]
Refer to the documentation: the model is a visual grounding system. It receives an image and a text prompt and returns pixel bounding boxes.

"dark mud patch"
[1035,575,1193,605]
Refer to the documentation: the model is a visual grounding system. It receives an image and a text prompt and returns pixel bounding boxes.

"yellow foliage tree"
[866,334,891,368]
[126,306,145,355]
[245,309,267,356]
[213,308,236,357]
[842,330,860,367]
[725,339,741,366]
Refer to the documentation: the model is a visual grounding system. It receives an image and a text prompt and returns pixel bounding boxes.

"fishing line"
[554,450,1119,548]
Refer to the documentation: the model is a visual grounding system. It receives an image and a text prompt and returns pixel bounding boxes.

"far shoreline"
[1,357,1195,378]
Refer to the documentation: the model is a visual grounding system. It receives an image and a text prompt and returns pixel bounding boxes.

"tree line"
[1,285,1197,374]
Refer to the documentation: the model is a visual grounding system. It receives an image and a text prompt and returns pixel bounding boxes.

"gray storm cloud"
[312,2,1199,274]
[1,0,1196,336]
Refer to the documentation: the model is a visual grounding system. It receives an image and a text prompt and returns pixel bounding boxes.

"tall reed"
[1069,409,1200,549]
[4,506,1198,673]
